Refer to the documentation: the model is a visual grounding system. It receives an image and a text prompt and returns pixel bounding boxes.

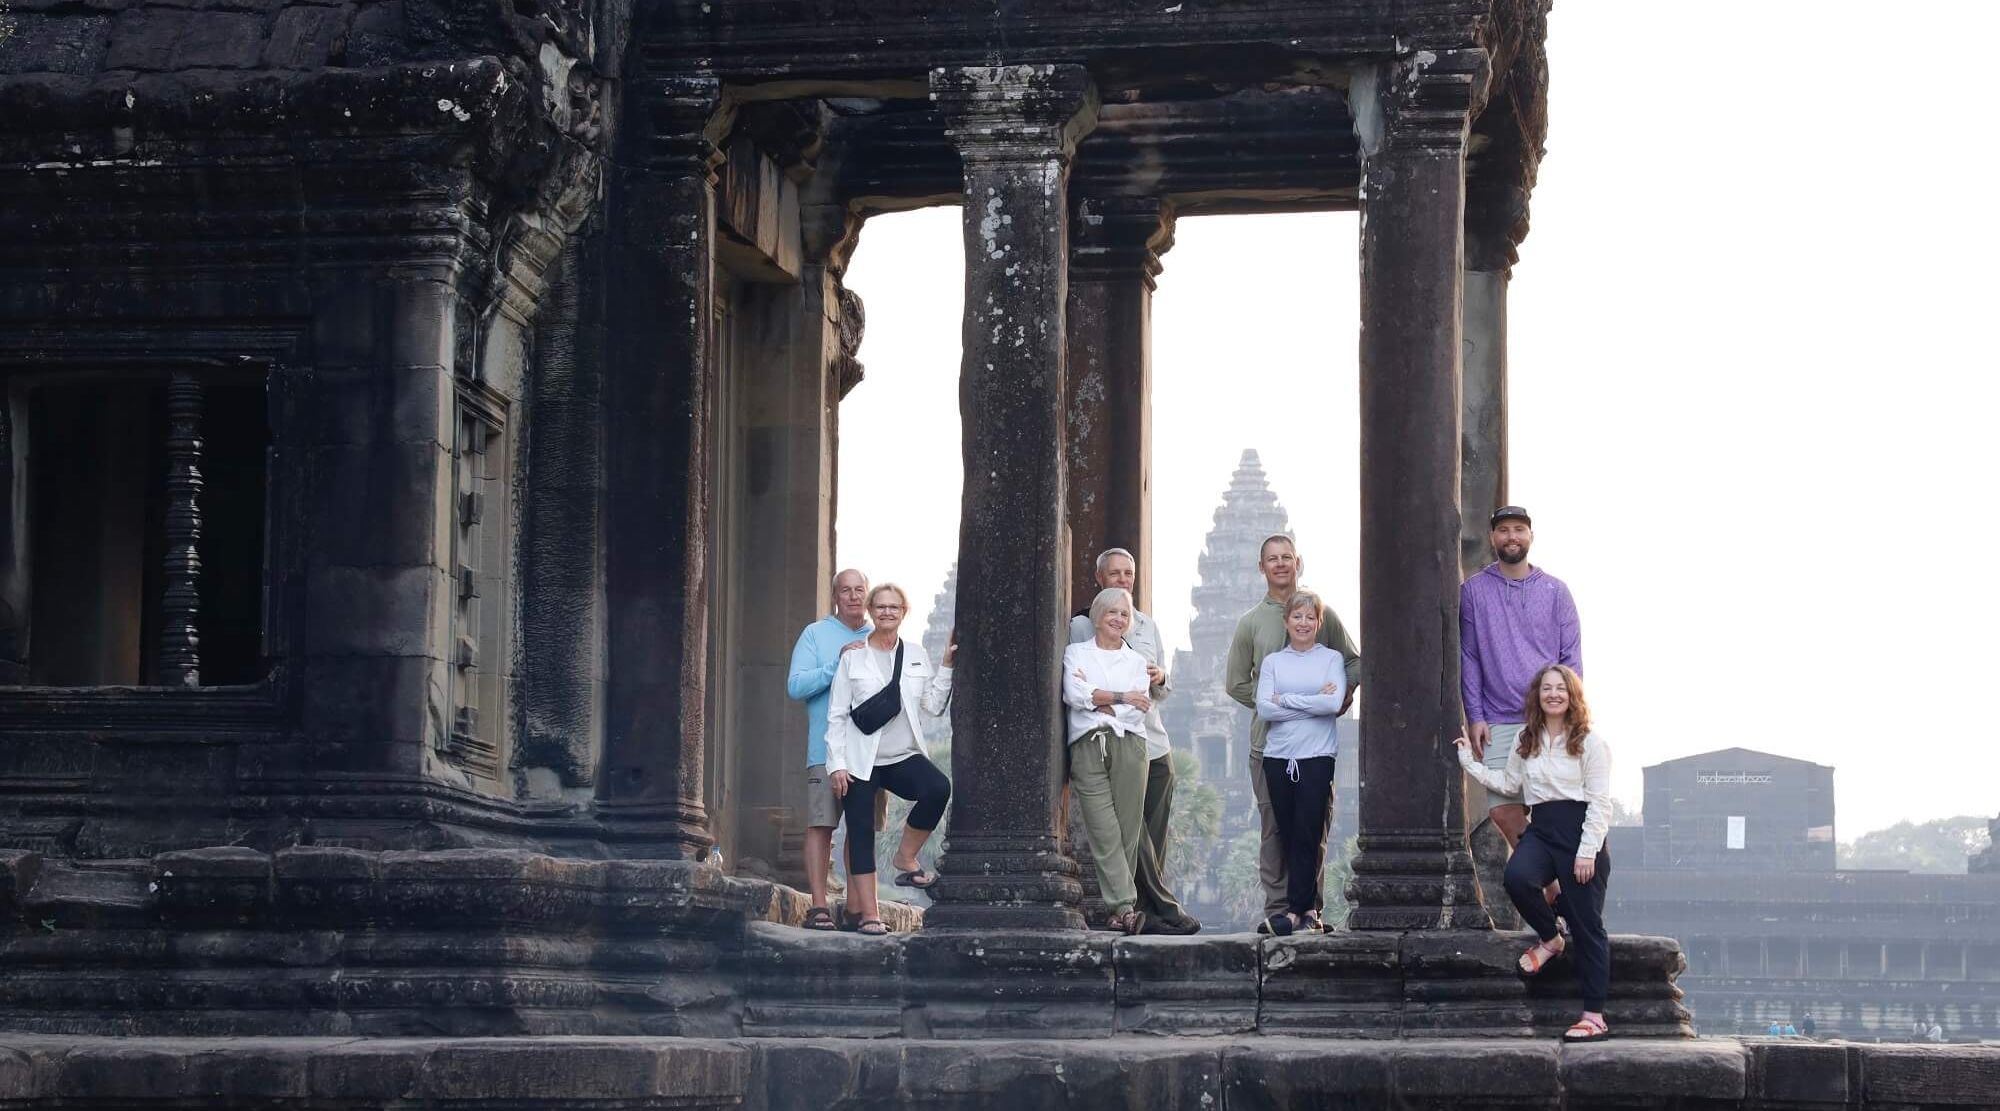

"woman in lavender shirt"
[1253,591,1348,935]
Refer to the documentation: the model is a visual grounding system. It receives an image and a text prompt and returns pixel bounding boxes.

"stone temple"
[0,1,1995,1107]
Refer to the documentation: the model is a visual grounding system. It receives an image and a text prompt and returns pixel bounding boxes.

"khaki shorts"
[1481,723,1526,806]
[805,764,840,829]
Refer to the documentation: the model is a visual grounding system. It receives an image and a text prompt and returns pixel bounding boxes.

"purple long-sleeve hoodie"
[1459,563,1582,726]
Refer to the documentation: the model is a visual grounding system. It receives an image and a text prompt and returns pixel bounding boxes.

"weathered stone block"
[1113,934,1257,1035]
[102,9,187,70]
[153,846,274,925]
[1391,1040,1561,1103]
[741,920,905,1037]
[343,1,407,70]
[298,654,434,751]
[306,441,450,568]
[302,365,448,447]
[1563,1040,1747,1103]
[263,6,354,71]
[302,564,444,657]
[0,15,113,74]
[1859,1043,2000,1106]
[902,930,1115,1038]
[1223,1040,1395,1110]
[1401,928,1536,1036]
[0,851,42,914]
[1259,931,1402,1035]
[167,12,268,68]
[386,278,454,369]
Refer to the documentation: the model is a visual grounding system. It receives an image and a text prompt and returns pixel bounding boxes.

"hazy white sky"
[834,2,2000,838]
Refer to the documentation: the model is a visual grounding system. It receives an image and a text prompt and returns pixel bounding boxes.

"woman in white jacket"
[825,582,954,936]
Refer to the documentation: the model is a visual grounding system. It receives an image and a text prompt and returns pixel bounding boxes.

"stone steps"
[0,1034,1994,1110]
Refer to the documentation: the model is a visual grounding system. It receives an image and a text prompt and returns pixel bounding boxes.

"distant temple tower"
[1164,449,1292,786]
[922,563,958,747]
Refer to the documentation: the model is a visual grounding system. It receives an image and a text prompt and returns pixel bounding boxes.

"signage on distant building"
[1727,815,1746,849]
[1696,771,1773,785]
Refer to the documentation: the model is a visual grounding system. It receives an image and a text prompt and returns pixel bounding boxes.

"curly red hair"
[1518,663,1590,758]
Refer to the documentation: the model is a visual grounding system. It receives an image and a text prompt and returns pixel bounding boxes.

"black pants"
[1506,799,1611,1011]
[1261,755,1336,916]
[841,754,951,876]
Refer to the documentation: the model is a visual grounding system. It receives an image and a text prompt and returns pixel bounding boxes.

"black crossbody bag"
[849,640,905,735]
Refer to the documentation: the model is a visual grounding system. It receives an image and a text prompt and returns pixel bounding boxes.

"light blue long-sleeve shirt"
[786,613,870,767]
[1254,643,1347,762]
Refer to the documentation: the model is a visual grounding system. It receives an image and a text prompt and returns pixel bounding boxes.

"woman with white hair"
[825,582,955,936]
[1061,587,1158,934]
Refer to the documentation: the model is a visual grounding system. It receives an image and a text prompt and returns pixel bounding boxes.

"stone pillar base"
[1346,830,1489,931]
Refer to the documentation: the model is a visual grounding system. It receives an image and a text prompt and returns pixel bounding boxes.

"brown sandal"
[1517,936,1565,976]
[1565,1015,1610,1042]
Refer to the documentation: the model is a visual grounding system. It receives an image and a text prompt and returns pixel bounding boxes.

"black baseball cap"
[1489,505,1532,528]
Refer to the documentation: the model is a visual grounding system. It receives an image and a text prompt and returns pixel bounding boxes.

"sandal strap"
[1566,1017,1607,1036]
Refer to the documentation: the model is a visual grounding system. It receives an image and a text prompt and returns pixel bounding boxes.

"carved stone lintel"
[833,281,866,400]
[640,76,734,181]
[930,64,1100,166]
[1465,180,1528,274]
[1353,47,1492,162]
[1070,196,1175,289]
[159,372,204,688]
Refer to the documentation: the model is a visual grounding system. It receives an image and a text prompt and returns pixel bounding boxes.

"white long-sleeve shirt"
[1458,729,1613,858]
[1068,610,1172,759]
[1062,641,1150,744]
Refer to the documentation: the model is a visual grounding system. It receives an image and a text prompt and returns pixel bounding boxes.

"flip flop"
[802,907,838,932]
[893,867,937,890]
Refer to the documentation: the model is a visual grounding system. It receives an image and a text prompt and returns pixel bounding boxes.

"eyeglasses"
[871,605,904,614]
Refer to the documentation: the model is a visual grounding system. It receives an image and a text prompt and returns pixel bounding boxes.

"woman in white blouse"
[825,583,954,936]
[1454,662,1614,1043]
[1061,587,1156,934]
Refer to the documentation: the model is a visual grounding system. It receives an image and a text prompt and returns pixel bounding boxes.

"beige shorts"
[1481,723,1526,806]
[804,764,840,829]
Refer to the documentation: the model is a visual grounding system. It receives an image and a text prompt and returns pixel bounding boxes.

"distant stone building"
[1972,816,2000,875]
[1609,747,2000,1038]
[1638,747,1838,873]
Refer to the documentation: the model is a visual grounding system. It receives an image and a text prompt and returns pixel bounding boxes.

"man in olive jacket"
[1225,534,1362,928]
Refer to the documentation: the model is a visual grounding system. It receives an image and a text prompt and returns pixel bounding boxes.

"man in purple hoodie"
[1461,506,1582,853]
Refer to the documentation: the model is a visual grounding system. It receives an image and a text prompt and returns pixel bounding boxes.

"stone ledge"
[0,1036,1992,1110]
[739,923,1692,1040]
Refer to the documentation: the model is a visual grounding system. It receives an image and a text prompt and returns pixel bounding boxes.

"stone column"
[923,64,1098,931]
[597,77,733,858]
[1459,183,1522,926]
[1064,197,1173,613]
[1345,50,1489,930]
[1458,185,1519,579]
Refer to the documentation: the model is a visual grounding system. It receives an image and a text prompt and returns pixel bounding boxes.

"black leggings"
[841,754,951,876]
[1261,755,1336,916]
[1505,799,1612,1011]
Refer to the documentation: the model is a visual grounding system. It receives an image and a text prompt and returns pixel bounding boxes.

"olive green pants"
[1068,726,1149,914]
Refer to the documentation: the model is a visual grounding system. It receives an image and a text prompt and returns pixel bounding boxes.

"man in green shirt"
[1225,534,1363,929]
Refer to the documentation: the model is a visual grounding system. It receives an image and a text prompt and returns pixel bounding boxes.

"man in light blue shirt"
[786,569,871,928]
